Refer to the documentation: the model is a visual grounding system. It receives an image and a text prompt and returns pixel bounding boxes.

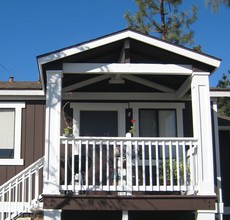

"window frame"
[0,102,25,165]
[130,102,185,137]
[70,103,128,137]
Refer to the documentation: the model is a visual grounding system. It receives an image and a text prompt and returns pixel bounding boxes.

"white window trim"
[130,102,185,137]
[0,102,25,165]
[70,103,128,137]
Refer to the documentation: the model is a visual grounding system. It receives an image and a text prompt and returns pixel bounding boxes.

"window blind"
[0,109,15,149]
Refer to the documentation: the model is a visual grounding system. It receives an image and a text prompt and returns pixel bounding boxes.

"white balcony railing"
[0,157,44,220]
[60,137,198,195]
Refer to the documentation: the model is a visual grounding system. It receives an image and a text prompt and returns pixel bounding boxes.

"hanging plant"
[62,102,73,137]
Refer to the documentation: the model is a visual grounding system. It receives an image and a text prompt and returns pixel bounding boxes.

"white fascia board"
[37,31,132,65]
[0,90,45,96]
[37,30,220,69]
[128,31,221,68]
[210,91,230,97]
[63,63,193,75]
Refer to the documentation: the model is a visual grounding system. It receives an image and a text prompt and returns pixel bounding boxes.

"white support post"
[195,211,216,220]
[191,73,215,220]
[43,70,63,195]
[191,72,215,195]
[212,100,224,220]
[126,133,132,195]
[122,211,129,220]
[44,209,62,220]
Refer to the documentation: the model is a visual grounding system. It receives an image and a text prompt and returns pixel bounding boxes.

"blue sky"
[0,0,229,87]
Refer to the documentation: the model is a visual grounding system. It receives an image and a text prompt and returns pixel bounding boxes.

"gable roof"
[37,29,221,90]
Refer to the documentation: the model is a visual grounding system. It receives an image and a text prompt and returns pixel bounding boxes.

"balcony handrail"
[0,156,44,220]
[60,136,198,141]
[60,136,199,195]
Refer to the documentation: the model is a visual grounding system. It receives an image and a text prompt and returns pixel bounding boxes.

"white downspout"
[212,99,224,220]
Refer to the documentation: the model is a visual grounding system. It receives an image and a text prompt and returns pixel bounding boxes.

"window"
[139,109,176,137]
[70,103,128,137]
[80,111,118,136]
[0,103,25,165]
[130,102,185,137]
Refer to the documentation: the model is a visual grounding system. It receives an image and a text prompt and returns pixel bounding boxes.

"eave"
[37,29,221,91]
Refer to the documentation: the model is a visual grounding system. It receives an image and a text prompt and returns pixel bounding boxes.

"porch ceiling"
[62,73,188,93]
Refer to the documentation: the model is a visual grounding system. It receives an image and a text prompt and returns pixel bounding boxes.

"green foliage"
[124,0,198,46]
[159,159,190,184]
[217,72,230,88]
[217,72,230,116]
[206,0,230,12]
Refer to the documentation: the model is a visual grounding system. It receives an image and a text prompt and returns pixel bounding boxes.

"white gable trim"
[128,31,220,68]
[38,30,220,68]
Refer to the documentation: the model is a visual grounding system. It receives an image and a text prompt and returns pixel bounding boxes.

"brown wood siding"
[183,101,193,137]
[0,101,45,185]
[219,130,230,207]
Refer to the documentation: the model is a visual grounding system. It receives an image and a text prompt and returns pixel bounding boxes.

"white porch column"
[191,72,215,195]
[191,73,215,220]
[44,209,62,220]
[43,70,63,194]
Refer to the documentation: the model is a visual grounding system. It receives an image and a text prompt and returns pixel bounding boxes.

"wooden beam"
[123,75,175,93]
[62,92,176,100]
[43,195,216,211]
[62,75,110,92]
[119,39,131,63]
[62,63,193,75]
[175,76,192,100]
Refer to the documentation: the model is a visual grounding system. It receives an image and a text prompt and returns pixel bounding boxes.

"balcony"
[59,136,198,195]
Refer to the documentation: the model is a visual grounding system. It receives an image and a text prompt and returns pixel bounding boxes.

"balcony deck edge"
[43,194,216,211]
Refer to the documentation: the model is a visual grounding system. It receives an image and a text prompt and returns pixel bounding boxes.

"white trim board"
[0,102,25,165]
[62,63,193,75]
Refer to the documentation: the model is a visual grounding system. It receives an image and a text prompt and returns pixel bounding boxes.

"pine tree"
[217,71,230,116]
[206,0,230,12]
[124,0,198,46]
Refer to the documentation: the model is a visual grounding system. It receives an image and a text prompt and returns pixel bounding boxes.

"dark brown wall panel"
[219,130,230,207]
[0,101,45,185]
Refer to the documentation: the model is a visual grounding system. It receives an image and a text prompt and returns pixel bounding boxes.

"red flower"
[131,119,136,123]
